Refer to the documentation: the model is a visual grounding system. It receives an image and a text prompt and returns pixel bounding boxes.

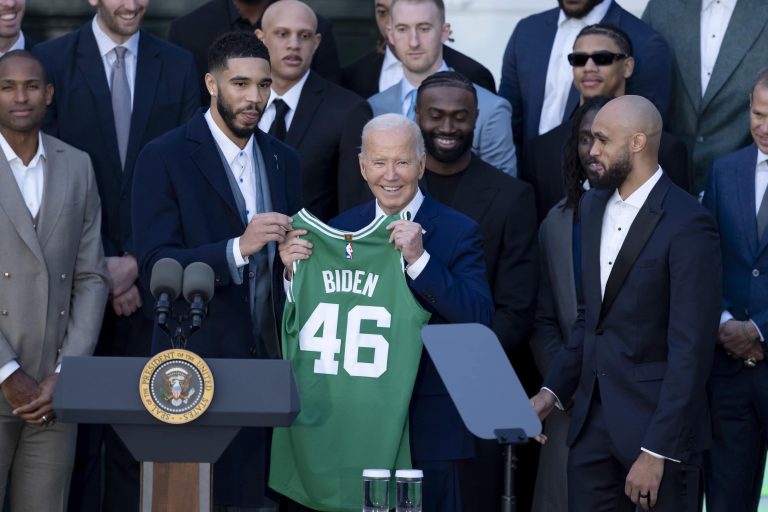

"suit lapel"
[0,151,45,265]
[188,113,243,225]
[673,0,703,109]
[598,176,669,326]
[413,195,437,249]
[582,189,610,315]
[547,203,576,314]
[36,136,68,249]
[285,72,323,148]
[735,146,760,255]
[702,0,768,109]
[530,11,559,129]
[75,26,121,172]
[123,31,161,190]
[257,130,289,216]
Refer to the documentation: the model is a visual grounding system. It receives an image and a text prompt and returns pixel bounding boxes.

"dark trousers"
[704,361,768,512]
[568,399,701,512]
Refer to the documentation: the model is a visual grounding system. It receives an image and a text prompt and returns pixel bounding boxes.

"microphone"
[182,262,215,331]
[149,258,183,329]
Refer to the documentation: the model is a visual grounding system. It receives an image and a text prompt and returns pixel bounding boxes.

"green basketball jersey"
[269,208,431,512]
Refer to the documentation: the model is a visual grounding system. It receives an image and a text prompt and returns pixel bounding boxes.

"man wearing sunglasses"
[521,23,689,223]
[500,0,673,153]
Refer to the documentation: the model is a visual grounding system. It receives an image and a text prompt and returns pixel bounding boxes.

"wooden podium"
[54,356,300,511]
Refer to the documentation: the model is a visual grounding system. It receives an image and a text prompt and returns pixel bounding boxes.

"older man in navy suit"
[132,31,302,509]
[279,113,493,512]
[702,69,768,512]
[531,96,721,512]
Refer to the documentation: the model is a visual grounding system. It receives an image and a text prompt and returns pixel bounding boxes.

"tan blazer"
[0,133,108,386]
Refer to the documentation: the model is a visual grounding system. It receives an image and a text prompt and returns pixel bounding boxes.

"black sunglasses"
[567,51,628,67]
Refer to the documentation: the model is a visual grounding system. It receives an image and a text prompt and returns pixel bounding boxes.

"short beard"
[217,93,260,139]
[558,0,603,19]
[423,129,474,163]
[591,151,632,191]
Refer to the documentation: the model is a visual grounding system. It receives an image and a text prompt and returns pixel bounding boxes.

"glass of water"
[362,468,390,512]
[395,469,423,512]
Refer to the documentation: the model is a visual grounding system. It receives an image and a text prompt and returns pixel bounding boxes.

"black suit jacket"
[341,44,496,99]
[283,71,372,221]
[33,24,199,258]
[544,173,721,463]
[422,156,537,351]
[168,0,342,106]
[521,120,690,222]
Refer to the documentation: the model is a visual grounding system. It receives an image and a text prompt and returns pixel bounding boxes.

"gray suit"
[643,0,768,192]
[530,199,576,512]
[0,134,109,511]
[368,79,518,176]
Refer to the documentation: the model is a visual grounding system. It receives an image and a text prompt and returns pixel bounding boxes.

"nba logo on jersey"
[344,242,353,259]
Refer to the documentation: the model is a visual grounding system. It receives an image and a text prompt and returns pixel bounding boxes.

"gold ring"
[745,357,757,368]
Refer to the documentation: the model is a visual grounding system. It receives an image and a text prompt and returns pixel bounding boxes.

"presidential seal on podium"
[139,349,214,424]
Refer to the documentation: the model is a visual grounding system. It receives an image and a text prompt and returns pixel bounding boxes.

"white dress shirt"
[600,168,663,297]
[379,46,404,94]
[539,0,611,135]
[720,149,768,339]
[700,0,736,96]
[0,133,47,384]
[91,15,139,109]
[258,69,310,134]
[205,110,256,267]
[399,61,449,116]
[0,31,25,57]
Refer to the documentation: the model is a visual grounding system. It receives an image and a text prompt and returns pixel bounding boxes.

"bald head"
[261,0,318,32]
[593,95,662,153]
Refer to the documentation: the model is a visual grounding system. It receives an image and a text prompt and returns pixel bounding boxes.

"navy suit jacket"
[33,24,199,258]
[500,1,673,150]
[331,195,493,460]
[132,111,302,359]
[545,174,721,464]
[703,144,768,376]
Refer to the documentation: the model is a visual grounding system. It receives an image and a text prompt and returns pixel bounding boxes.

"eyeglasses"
[567,51,628,67]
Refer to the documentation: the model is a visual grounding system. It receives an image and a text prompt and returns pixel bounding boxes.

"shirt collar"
[375,188,425,219]
[91,15,140,59]
[758,148,768,168]
[265,69,310,113]
[608,166,663,209]
[383,45,401,70]
[702,0,736,11]
[558,0,612,26]
[0,131,46,168]
[0,31,24,57]
[400,60,450,103]
[204,109,255,165]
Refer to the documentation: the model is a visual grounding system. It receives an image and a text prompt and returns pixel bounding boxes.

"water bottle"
[362,468,390,512]
[395,469,423,512]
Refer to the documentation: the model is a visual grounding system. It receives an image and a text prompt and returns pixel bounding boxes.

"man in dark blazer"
[169,0,341,106]
[280,113,494,512]
[643,0,768,193]
[32,3,199,510]
[701,70,768,512]
[521,23,688,221]
[414,71,539,512]
[531,95,721,512]
[341,0,495,98]
[501,0,672,152]
[256,0,371,221]
[132,32,302,509]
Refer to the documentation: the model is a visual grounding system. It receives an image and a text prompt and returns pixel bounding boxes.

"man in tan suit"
[0,50,108,511]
